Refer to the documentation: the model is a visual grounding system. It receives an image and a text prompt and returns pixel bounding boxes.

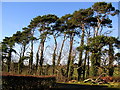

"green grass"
[57,81,120,88]
[107,82,120,88]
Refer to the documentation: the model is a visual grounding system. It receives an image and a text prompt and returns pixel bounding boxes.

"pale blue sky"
[2,2,119,41]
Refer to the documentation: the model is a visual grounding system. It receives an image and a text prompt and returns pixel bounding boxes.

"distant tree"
[115,52,120,66]
[57,33,67,66]
[53,18,68,66]
[106,37,119,76]
[31,14,58,75]
[24,22,38,74]
[73,8,94,80]
[2,36,16,72]
[82,36,119,76]
[91,2,119,37]
[60,14,79,80]
[13,30,30,73]
[51,18,60,75]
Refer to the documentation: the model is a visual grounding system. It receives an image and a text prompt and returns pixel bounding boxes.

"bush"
[1,73,56,90]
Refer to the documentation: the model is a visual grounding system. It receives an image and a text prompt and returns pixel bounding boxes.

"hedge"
[1,73,56,90]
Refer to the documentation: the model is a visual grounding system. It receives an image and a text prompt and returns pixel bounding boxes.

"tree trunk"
[18,45,26,74]
[95,18,101,36]
[57,34,66,65]
[39,39,45,75]
[21,45,26,73]
[52,35,57,75]
[86,52,90,78]
[91,53,98,76]
[36,51,39,73]
[91,51,101,76]
[18,52,22,74]
[29,40,33,74]
[68,55,75,80]
[90,38,101,77]
[108,44,114,76]
[29,29,35,74]
[78,24,85,81]
[83,50,87,80]
[36,42,41,73]
[7,48,12,72]
[86,29,90,78]
[66,33,74,79]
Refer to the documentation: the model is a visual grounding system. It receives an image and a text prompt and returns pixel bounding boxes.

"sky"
[1,2,119,42]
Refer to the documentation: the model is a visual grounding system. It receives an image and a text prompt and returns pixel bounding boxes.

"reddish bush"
[1,73,56,90]
[100,76,113,82]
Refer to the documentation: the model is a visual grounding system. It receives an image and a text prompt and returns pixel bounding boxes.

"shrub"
[1,73,56,90]
[100,76,113,82]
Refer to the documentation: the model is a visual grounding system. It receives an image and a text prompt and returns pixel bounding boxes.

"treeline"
[1,2,120,81]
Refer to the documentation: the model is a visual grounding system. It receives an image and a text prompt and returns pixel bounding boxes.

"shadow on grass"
[50,83,120,90]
